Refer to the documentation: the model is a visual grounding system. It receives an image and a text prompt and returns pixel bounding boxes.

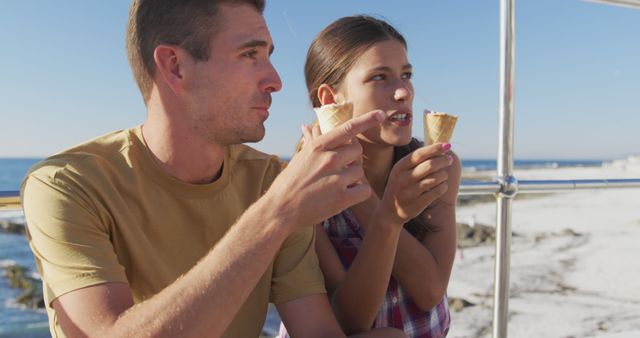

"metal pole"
[459,181,502,195]
[517,178,640,192]
[459,178,640,195]
[495,0,516,336]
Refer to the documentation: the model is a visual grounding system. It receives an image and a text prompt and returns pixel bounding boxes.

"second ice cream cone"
[424,111,458,144]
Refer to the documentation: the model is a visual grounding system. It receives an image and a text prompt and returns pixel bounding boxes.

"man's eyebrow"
[238,39,275,55]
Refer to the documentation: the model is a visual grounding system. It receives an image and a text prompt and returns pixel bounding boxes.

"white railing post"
[495,0,517,336]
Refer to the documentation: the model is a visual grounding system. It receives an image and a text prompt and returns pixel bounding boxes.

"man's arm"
[52,192,291,337]
[43,110,385,338]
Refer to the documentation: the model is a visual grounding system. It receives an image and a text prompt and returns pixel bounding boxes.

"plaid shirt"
[278,209,451,338]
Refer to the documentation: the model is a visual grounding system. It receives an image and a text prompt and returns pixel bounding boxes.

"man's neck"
[142,113,225,185]
[361,140,394,198]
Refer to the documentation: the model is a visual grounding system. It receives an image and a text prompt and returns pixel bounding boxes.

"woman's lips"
[388,111,412,126]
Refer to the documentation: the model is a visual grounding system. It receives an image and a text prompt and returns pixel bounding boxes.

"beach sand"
[448,158,640,337]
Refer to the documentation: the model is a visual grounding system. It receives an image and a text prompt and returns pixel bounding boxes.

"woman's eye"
[370,74,385,81]
[402,72,413,80]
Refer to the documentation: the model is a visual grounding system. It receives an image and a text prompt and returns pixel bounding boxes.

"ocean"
[0,157,605,336]
[0,158,48,336]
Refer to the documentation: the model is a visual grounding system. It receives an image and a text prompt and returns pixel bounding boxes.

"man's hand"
[266,110,385,230]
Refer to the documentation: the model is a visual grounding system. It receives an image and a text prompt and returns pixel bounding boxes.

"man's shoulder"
[25,128,136,186]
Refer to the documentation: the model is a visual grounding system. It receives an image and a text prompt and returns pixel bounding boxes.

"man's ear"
[317,84,344,106]
[153,44,191,93]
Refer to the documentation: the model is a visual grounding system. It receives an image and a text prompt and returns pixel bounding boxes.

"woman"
[281,16,461,338]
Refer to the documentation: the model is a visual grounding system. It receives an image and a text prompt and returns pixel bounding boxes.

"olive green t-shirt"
[21,126,325,337]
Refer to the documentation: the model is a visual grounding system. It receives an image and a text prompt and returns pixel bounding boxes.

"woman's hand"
[378,143,453,226]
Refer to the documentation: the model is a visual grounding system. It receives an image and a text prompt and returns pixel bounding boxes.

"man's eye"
[243,50,258,58]
[402,72,413,80]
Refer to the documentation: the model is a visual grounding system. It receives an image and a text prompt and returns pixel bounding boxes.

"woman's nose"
[394,84,413,102]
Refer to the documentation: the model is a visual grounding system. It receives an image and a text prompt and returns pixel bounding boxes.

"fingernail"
[448,154,454,164]
[375,110,385,122]
[443,143,451,151]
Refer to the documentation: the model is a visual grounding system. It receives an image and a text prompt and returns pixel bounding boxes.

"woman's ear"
[317,84,340,106]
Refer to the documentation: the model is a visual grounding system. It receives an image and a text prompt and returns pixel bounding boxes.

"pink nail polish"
[443,143,451,151]
[448,154,454,164]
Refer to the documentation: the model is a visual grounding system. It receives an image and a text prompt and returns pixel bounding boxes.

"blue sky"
[1,0,638,160]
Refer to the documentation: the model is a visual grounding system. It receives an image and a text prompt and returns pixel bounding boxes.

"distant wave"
[279,157,604,172]
[0,259,18,268]
[0,210,25,224]
[459,159,603,172]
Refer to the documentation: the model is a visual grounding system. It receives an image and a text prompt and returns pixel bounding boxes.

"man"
[20,0,393,337]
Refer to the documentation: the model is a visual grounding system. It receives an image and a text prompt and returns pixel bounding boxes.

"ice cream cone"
[314,102,353,134]
[424,111,458,144]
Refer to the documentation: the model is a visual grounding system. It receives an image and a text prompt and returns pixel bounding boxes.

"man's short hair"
[126,0,266,102]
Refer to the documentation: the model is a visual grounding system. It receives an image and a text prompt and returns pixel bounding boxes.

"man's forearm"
[106,195,292,337]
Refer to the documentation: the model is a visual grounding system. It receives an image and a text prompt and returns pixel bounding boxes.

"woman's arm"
[315,214,403,334]
[351,153,461,311]
[316,145,454,333]
[389,203,457,310]
[387,153,461,310]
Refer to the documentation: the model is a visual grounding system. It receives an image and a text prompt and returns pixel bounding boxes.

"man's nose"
[262,62,283,93]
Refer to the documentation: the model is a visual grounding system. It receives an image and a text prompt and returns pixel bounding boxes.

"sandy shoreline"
[448,158,640,337]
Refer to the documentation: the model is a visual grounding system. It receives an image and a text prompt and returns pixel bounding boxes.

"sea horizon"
[0,157,613,192]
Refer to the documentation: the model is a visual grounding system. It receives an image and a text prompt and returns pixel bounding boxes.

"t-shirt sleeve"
[269,225,326,304]
[21,168,128,307]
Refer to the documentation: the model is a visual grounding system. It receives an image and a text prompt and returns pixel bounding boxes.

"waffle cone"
[424,111,458,144]
[314,103,353,134]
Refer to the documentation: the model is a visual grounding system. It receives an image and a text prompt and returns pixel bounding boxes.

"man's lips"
[252,106,270,119]
[252,96,272,117]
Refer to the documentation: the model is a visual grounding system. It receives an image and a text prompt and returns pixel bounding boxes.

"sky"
[1,0,638,160]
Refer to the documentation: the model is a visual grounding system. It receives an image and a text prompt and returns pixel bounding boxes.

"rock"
[0,220,26,235]
[534,232,548,243]
[3,264,45,309]
[448,297,476,312]
[457,222,497,248]
[561,228,583,237]
[457,194,496,206]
